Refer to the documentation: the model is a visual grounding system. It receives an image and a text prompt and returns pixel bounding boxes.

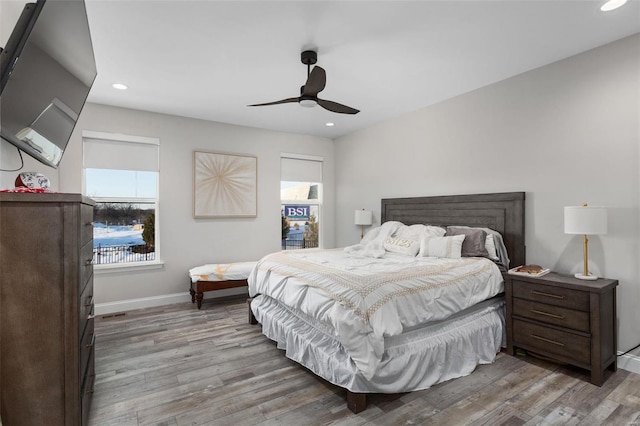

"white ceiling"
[6,0,640,139]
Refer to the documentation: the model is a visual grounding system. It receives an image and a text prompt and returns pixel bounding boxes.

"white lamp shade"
[354,210,373,226]
[564,205,607,235]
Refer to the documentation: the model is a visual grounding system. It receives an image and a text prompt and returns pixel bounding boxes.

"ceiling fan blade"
[302,66,326,96]
[248,97,299,107]
[317,98,359,115]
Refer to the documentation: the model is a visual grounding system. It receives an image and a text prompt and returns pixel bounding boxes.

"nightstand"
[505,272,618,386]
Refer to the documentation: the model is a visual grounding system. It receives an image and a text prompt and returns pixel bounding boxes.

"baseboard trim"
[617,351,640,374]
[95,287,249,315]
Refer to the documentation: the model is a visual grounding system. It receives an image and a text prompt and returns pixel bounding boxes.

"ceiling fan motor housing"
[301,50,317,65]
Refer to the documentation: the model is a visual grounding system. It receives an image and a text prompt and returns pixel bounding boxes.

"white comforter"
[248,249,503,380]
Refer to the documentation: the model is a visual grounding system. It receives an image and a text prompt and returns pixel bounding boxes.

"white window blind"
[83,136,159,172]
[281,155,322,183]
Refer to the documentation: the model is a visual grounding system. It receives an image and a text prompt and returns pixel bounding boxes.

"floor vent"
[101,312,126,319]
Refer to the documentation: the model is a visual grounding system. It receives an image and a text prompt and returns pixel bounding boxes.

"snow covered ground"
[93,223,144,247]
[93,223,153,264]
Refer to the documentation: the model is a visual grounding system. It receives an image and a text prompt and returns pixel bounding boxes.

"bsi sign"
[284,205,310,220]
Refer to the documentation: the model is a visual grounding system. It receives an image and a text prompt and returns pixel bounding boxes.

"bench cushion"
[189,261,257,283]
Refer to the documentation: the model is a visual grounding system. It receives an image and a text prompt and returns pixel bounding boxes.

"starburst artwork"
[193,151,257,218]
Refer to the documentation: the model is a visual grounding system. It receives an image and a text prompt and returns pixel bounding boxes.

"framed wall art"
[193,151,257,218]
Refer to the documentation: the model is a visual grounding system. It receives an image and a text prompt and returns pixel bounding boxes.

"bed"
[248,192,525,413]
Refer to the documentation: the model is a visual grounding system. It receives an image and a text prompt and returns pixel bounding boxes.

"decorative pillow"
[384,236,420,256]
[447,226,508,266]
[418,235,465,259]
[445,227,489,258]
[485,234,499,261]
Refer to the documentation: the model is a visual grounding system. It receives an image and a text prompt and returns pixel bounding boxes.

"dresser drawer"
[80,241,94,292]
[80,319,95,383]
[81,347,95,426]
[512,298,590,333]
[79,276,94,337]
[512,280,589,311]
[80,204,94,246]
[513,319,590,366]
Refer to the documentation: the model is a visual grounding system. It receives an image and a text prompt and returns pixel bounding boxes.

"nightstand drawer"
[512,280,589,311]
[513,298,590,333]
[513,319,590,366]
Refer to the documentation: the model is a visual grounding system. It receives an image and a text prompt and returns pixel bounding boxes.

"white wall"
[56,103,335,307]
[335,35,640,353]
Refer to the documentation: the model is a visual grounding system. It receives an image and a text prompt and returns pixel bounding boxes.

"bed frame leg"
[347,391,367,414]
[247,298,258,325]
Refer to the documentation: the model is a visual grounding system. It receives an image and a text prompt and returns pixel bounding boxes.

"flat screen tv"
[0,0,96,169]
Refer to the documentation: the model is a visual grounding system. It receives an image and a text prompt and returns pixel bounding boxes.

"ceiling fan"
[248,50,359,115]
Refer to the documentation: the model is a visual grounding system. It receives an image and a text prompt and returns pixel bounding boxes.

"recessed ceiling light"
[325,122,335,127]
[600,0,627,11]
[112,83,128,90]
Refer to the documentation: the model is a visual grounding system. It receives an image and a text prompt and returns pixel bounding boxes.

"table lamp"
[564,204,607,280]
[354,209,372,239]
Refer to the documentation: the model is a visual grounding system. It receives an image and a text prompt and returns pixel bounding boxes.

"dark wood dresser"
[506,272,618,386]
[0,192,95,425]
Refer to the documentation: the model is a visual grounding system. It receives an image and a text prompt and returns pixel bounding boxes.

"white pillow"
[424,225,447,238]
[485,234,499,261]
[395,224,446,240]
[418,235,465,259]
[384,236,420,256]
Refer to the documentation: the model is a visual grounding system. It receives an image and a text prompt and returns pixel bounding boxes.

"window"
[280,154,322,250]
[83,132,160,267]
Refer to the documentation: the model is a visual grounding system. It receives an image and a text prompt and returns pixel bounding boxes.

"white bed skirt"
[251,295,506,393]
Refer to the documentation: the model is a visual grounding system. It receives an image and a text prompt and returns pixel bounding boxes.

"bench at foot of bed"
[189,279,248,309]
[189,261,257,309]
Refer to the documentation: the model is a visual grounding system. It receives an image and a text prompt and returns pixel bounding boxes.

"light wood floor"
[89,297,640,426]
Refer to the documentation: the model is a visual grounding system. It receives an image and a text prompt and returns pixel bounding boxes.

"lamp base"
[575,273,598,281]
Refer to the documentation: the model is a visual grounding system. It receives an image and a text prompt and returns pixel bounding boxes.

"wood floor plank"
[420,362,558,425]
[88,297,640,426]
[606,371,640,408]
[503,370,580,417]
[524,405,582,426]
[579,399,621,426]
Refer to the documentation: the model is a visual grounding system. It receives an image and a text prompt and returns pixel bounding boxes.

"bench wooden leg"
[196,292,203,310]
[189,287,196,303]
[346,391,367,414]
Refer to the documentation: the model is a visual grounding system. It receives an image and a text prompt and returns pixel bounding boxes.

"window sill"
[94,260,165,275]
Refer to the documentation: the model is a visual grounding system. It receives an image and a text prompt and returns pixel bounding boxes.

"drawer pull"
[531,290,564,300]
[531,334,564,346]
[531,309,565,320]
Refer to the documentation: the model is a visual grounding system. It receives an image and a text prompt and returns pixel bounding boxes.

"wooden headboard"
[381,192,525,268]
